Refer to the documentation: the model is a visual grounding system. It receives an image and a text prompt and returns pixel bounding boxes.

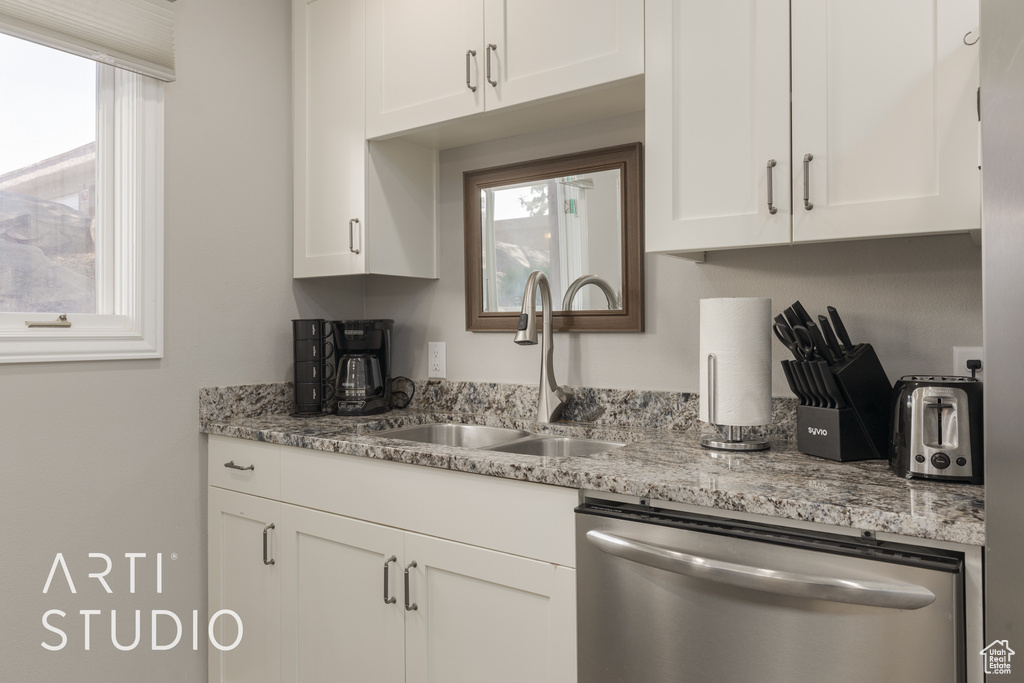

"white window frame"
[0,62,164,363]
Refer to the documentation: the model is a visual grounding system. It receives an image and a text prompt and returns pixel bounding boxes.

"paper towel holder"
[701,353,770,452]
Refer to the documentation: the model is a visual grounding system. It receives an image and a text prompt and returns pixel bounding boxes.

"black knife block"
[794,343,892,462]
[797,406,879,461]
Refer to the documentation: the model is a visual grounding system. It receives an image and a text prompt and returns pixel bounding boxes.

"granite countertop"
[200,382,984,547]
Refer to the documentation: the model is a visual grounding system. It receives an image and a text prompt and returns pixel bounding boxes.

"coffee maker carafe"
[333,320,393,416]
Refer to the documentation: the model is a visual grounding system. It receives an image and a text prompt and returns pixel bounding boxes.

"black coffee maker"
[333,319,393,416]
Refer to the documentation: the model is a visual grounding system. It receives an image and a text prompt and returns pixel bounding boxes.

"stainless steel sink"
[373,423,531,449]
[486,436,626,457]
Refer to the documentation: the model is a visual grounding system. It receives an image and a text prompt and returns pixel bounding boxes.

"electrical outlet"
[953,346,984,381]
[428,342,446,379]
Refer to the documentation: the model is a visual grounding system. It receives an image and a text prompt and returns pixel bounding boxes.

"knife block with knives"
[776,303,892,462]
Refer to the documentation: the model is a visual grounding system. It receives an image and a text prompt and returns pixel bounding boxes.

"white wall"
[366,112,983,393]
[0,1,361,680]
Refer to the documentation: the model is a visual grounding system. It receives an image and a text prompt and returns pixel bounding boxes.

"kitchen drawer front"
[281,446,578,567]
[208,436,281,499]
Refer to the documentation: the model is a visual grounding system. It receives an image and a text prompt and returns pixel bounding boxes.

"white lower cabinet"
[278,504,405,683]
[403,532,576,683]
[208,488,282,683]
[207,436,577,683]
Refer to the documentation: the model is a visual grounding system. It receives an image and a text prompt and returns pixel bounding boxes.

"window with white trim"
[0,5,170,363]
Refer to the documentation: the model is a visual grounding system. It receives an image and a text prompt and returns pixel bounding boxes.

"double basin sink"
[373,423,625,457]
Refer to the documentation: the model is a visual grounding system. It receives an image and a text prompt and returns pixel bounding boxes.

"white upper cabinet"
[294,0,438,279]
[645,0,791,255]
[366,0,644,139]
[365,0,484,138]
[791,0,980,243]
[646,0,980,258]
[483,0,644,111]
[294,0,367,277]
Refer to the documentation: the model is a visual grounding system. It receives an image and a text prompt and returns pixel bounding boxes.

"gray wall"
[0,1,361,680]
[366,112,983,394]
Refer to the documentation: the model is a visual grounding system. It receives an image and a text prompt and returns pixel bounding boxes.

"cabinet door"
[482,0,643,111]
[645,0,791,256]
[279,504,405,683]
[208,488,282,683]
[293,0,366,278]
[365,0,483,138]
[792,0,980,242]
[403,533,576,683]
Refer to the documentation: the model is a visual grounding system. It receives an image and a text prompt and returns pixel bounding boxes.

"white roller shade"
[0,0,175,81]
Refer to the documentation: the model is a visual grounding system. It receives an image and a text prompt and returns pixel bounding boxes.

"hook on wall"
[964,30,980,46]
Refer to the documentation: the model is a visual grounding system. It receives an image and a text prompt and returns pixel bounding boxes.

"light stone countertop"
[201,403,985,547]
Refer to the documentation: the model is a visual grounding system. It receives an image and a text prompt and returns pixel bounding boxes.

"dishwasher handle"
[585,530,936,610]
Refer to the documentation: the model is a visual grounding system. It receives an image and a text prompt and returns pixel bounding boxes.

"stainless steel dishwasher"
[576,498,966,683]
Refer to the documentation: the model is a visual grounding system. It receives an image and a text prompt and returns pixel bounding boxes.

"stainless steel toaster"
[889,375,983,484]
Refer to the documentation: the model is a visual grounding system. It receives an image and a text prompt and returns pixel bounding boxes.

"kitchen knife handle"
[780,361,804,405]
[803,154,814,210]
[783,307,802,330]
[818,361,847,410]
[828,306,854,351]
[791,301,813,326]
[817,315,845,360]
[805,320,835,365]
[465,49,477,92]
[797,362,823,407]
[790,361,811,406]
[808,362,835,409]
[766,159,778,214]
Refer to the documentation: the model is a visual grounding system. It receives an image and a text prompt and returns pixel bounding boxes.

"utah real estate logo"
[982,640,1015,675]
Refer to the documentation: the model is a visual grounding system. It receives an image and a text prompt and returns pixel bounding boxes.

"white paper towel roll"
[699,297,772,426]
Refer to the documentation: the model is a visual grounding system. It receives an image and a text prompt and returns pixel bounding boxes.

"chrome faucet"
[561,274,620,311]
[514,271,571,423]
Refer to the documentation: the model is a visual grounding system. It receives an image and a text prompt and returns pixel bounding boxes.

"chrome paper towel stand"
[701,354,770,452]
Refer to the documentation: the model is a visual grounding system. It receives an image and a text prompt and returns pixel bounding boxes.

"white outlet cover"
[953,346,984,381]
[428,342,446,379]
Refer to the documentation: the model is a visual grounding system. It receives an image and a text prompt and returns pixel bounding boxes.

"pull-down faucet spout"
[515,271,570,423]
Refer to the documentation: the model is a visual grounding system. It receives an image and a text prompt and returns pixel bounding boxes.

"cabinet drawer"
[208,436,281,499]
[281,446,578,567]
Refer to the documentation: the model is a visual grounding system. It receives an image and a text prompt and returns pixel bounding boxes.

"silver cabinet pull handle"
[383,555,397,604]
[465,49,477,92]
[766,159,778,215]
[404,560,418,611]
[348,219,361,254]
[585,530,936,610]
[486,43,497,87]
[803,154,814,210]
[224,460,254,471]
[263,523,275,566]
